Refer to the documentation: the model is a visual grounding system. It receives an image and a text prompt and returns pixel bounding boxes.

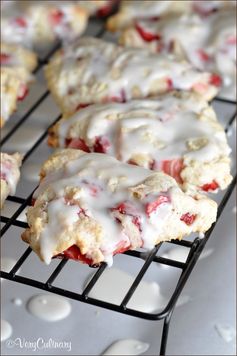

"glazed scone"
[1,42,37,127]
[44,37,220,115]
[22,149,217,266]
[1,1,88,49]
[106,0,236,31]
[0,152,22,208]
[120,9,236,100]
[48,92,232,193]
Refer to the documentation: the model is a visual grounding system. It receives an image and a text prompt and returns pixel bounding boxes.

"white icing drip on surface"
[11,298,23,306]
[57,97,230,165]
[102,339,150,355]
[87,268,166,312]
[1,320,12,342]
[26,294,71,322]
[214,323,236,343]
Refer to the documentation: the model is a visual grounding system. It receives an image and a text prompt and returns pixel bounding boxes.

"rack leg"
[159,311,173,355]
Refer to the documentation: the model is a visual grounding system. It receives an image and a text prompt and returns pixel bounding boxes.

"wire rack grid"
[0,18,236,356]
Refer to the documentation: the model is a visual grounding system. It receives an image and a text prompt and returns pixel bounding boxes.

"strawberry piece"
[209,73,222,87]
[113,240,131,255]
[93,136,110,153]
[96,3,113,17]
[145,195,170,216]
[197,49,210,62]
[226,36,236,45]
[111,202,142,231]
[49,9,64,26]
[76,103,90,110]
[160,159,184,184]
[0,53,11,65]
[180,213,196,225]
[166,78,173,90]
[65,138,90,152]
[0,172,6,180]
[17,84,29,101]
[135,22,161,42]
[201,180,219,192]
[110,89,126,103]
[14,17,27,27]
[57,245,95,265]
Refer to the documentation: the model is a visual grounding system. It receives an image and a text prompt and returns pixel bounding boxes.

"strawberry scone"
[48,92,232,193]
[22,149,217,266]
[0,152,22,208]
[44,37,220,115]
[106,0,236,32]
[1,42,37,127]
[120,9,236,99]
[1,1,88,49]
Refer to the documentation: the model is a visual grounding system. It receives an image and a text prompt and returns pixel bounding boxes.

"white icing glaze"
[131,8,236,99]
[214,323,236,343]
[31,151,217,265]
[57,96,230,166]
[26,294,71,322]
[1,2,86,48]
[11,298,23,306]
[1,320,12,342]
[55,37,217,109]
[87,268,166,312]
[103,339,150,355]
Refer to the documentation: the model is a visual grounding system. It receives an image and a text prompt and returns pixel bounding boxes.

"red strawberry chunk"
[111,201,142,232]
[135,22,161,42]
[93,136,110,153]
[76,103,91,110]
[145,195,170,216]
[166,78,173,90]
[14,17,27,27]
[50,9,64,26]
[113,240,131,255]
[201,180,219,192]
[110,89,127,103]
[180,213,197,225]
[17,84,29,101]
[197,49,211,62]
[226,36,236,45]
[160,159,184,184]
[96,3,113,17]
[209,74,222,87]
[65,138,90,152]
[57,245,95,265]
[0,53,11,65]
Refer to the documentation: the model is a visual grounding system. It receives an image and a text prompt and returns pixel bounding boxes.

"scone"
[0,152,22,208]
[106,0,236,31]
[22,149,217,266]
[1,42,37,127]
[44,37,221,115]
[48,92,232,193]
[1,1,88,49]
[120,9,236,100]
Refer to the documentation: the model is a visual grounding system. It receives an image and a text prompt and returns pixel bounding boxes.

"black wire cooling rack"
[1,18,236,356]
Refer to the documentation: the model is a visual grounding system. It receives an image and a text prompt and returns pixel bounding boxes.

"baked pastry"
[48,92,232,193]
[22,149,217,266]
[1,42,37,127]
[44,37,220,115]
[1,1,88,49]
[0,152,22,208]
[106,0,236,31]
[120,9,236,100]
